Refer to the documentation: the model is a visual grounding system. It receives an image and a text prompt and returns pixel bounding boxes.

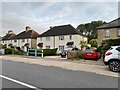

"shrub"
[96,46,103,53]
[5,48,12,54]
[104,38,120,46]
[43,48,57,56]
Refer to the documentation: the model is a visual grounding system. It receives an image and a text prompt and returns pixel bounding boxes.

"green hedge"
[5,48,26,55]
[5,48,13,54]
[104,38,120,46]
[43,48,57,56]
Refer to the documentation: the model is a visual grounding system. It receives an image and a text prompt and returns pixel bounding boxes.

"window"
[69,35,72,40]
[116,47,120,52]
[46,37,50,41]
[22,39,25,42]
[105,30,110,37]
[118,28,120,36]
[46,46,50,49]
[14,40,17,43]
[27,39,29,42]
[40,37,42,41]
[59,45,64,51]
[59,35,64,40]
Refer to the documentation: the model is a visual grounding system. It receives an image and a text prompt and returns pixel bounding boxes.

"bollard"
[41,50,43,57]
[66,52,68,59]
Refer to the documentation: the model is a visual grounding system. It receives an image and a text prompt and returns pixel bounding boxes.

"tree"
[77,20,106,41]
[89,39,98,47]
[80,41,88,50]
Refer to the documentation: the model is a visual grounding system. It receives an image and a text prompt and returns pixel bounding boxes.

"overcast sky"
[0,0,119,36]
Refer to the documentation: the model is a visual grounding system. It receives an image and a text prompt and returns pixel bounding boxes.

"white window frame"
[40,37,42,41]
[46,46,50,49]
[46,37,50,41]
[22,39,25,42]
[59,45,64,51]
[105,30,110,37]
[59,35,64,40]
[69,35,72,40]
[118,28,120,36]
[14,40,17,43]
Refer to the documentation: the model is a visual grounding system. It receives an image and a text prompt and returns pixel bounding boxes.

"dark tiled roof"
[11,30,39,39]
[38,24,87,37]
[97,17,120,29]
[2,33,16,40]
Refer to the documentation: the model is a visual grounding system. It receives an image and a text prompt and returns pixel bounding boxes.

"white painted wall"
[37,34,87,53]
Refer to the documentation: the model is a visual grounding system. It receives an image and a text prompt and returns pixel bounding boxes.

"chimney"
[50,26,53,29]
[26,26,32,31]
[8,30,14,35]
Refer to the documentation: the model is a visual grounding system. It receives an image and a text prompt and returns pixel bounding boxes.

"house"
[10,26,39,52]
[97,17,120,46]
[37,24,88,53]
[2,30,16,48]
[0,36,2,45]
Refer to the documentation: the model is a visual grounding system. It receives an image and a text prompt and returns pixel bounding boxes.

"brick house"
[97,17,120,46]
[37,24,88,53]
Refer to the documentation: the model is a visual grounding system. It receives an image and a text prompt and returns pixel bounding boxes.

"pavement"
[0,55,119,77]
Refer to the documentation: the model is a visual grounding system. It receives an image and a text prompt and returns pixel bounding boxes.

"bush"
[5,48,13,54]
[104,38,120,46]
[5,48,26,55]
[96,46,103,53]
[43,48,57,56]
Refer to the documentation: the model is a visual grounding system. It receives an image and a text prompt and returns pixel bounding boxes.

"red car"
[84,49,101,60]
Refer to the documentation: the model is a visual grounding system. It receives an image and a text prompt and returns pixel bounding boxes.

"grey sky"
[0,0,119,36]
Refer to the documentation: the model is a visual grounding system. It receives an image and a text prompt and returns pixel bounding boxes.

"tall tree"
[77,20,106,41]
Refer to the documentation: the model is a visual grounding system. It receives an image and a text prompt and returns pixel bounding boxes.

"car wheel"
[109,61,120,72]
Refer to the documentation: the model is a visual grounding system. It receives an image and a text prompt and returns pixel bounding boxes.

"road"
[1,59,119,89]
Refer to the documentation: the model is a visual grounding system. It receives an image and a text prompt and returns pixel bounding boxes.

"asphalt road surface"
[1,59,119,89]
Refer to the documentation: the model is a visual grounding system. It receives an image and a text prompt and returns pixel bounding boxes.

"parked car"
[60,47,79,58]
[104,46,120,72]
[84,49,101,60]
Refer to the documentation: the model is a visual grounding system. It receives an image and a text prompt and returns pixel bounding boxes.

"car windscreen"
[85,50,94,54]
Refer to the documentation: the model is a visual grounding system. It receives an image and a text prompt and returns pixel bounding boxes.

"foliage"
[77,21,106,41]
[96,46,103,53]
[89,39,98,47]
[80,41,88,50]
[5,48,13,54]
[102,44,111,51]
[5,48,26,55]
[43,48,57,56]
[103,38,120,46]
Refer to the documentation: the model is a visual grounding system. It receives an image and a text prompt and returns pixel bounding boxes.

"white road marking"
[0,75,38,89]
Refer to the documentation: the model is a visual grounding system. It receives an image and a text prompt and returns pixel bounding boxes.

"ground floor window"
[46,46,50,49]
[59,45,64,51]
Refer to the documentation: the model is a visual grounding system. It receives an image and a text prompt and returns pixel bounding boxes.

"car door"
[116,47,120,60]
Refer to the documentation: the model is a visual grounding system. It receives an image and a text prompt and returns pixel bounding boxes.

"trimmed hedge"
[43,48,57,56]
[5,48,13,54]
[5,48,26,55]
[104,38,120,46]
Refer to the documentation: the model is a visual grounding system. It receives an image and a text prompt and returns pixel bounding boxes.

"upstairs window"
[22,39,25,42]
[46,37,50,41]
[69,35,72,40]
[14,40,17,43]
[118,28,120,36]
[59,35,64,40]
[105,30,110,37]
[40,37,42,41]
